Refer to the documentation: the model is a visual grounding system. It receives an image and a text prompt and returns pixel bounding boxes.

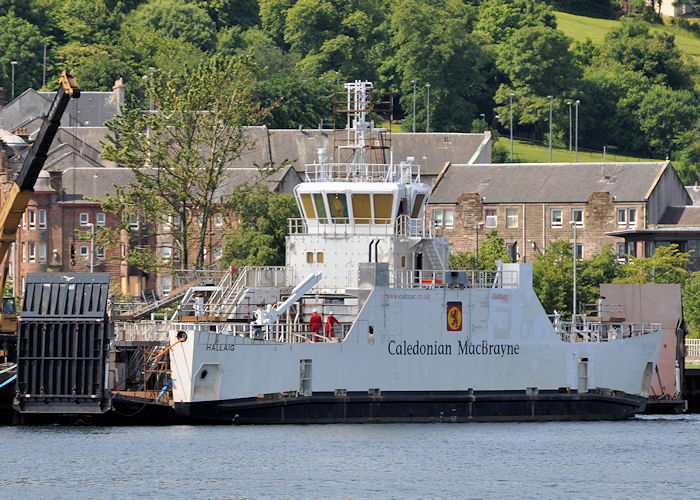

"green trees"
[122,0,217,52]
[495,26,580,140]
[449,230,511,270]
[0,11,44,95]
[222,184,298,267]
[392,0,494,132]
[101,55,273,270]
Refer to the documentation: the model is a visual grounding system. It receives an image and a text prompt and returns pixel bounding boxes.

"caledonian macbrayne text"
[387,340,520,357]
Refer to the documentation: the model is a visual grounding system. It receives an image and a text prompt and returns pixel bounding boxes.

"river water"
[1,415,698,499]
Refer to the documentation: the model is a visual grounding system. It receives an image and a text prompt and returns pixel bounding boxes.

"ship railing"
[288,216,435,238]
[686,338,700,359]
[168,321,351,344]
[390,269,519,289]
[114,321,169,342]
[303,162,421,183]
[551,315,662,342]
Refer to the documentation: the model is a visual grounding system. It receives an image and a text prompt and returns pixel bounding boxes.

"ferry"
[166,81,662,423]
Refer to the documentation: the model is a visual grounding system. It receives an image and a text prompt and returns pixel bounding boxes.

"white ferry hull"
[168,277,662,424]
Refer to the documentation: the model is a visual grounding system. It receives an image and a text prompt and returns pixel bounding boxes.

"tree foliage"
[392,0,495,132]
[475,0,557,45]
[449,230,511,270]
[532,239,574,316]
[222,184,299,267]
[101,54,273,270]
[122,0,217,52]
[614,244,692,285]
[0,11,44,96]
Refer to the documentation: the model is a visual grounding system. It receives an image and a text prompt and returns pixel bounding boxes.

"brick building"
[428,160,690,263]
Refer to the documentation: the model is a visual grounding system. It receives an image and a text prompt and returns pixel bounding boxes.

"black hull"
[175,389,647,424]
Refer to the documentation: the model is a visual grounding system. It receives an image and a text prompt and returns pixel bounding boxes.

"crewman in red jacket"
[308,310,322,342]
[325,311,341,339]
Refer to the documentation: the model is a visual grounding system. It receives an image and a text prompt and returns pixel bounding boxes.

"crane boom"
[0,70,80,331]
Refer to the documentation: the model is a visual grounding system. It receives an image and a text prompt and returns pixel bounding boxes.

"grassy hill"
[494,137,660,163]
[555,11,700,66]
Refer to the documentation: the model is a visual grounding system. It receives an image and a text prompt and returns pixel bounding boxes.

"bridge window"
[300,193,316,219]
[411,194,425,218]
[328,193,348,224]
[313,194,327,224]
[373,194,393,224]
[352,194,371,224]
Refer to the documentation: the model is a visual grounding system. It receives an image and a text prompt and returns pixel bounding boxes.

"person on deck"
[325,311,341,339]
[308,309,322,342]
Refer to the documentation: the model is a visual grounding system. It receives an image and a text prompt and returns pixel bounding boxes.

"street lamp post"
[86,223,95,273]
[43,41,48,88]
[603,145,617,162]
[425,83,431,133]
[574,100,580,162]
[411,80,417,133]
[570,220,577,321]
[10,61,17,99]
[509,93,515,161]
[566,101,572,152]
[547,95,553,162]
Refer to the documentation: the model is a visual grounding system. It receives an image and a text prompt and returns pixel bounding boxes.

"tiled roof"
[429,162,669,204]
[60,166,297,201]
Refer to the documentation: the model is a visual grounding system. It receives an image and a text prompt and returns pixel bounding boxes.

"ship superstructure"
[165,82,662,423]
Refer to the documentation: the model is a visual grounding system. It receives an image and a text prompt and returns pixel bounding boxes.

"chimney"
[112,78,125,110]
[49,170,63,200]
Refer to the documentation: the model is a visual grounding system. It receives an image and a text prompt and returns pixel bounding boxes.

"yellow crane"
[0,70,80,334]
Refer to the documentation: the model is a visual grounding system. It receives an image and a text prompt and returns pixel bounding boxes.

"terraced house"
[428,160,693,266]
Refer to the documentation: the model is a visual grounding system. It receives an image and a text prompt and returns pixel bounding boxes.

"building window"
[433,209,443,227]
[485,209,497,228]
[22,242,26,262]
[161,245,172,263]
[96,246,105,259]
[307,252,314,264]
[443,209,453,228]
[80,213,89,226]
[28,209,36,230]
[629,208,637,227]
[551,209,562,228]
[432,209,453,228]
[317,252,324,263]
[214,245,222,260]
[574,243,583,259]
[572,208,583,227]
[617,242,632,262]
[79,245,89,258]
[214,213,223,227]
[617,208,627,226]
[39,242,46,263]
[161,276,172,294]
[28,242,35,262]
[96,212,106,226]
[506,208,518,228]
[39,209,46,229]
[128,215,139,230]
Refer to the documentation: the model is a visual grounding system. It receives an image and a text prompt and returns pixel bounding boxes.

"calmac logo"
[446,302,462,331]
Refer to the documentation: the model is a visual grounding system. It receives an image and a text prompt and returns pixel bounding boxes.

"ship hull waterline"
[173,390,646,424]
